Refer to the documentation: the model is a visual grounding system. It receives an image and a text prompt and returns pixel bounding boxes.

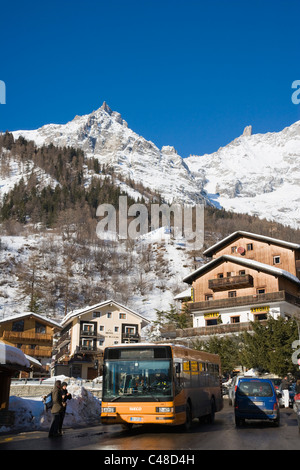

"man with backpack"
[48,380,64,437]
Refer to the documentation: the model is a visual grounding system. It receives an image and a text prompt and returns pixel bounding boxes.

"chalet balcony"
[188,290,300,312]
[122,332,140,342]
[161,320,268,339]
[208,274,253,291]
[21,346,52,357]
[2,330,52,344]
[80,329,97,337]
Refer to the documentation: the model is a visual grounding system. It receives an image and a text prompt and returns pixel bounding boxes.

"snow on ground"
[0,384,102,434]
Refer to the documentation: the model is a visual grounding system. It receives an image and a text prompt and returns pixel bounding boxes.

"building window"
[114,326,119,332]
[82,323,94,333]
[99,325,104,331]
[107,312,112,318]
[93,311,101,318]
[257,288,265,295]
[247,243,253,251]
[205,294,213,301]
[231,246,237,253]
[35,322,46,334]
[217,273,224,279]
[206,318,218,326]
[12,320,24,332]
[239,270,246,276]
[99,339,104,346]
[228,291,237,298]
[273,255,281,265]
[125,326,136,335]
[119,313,126,319]
[254,313,268,321]
[231,316,240,323]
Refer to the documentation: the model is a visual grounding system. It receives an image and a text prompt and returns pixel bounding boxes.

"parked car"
[234,378,280,427]
[228,376,244,406]
[278,382,296,408]
[269,378,282,392]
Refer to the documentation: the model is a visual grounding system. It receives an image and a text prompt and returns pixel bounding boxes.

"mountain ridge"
[11,102,300,229]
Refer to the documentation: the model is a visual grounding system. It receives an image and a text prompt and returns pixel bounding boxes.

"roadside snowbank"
[0,384,101,434]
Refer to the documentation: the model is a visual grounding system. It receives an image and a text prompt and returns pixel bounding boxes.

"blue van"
[234,378,280,427]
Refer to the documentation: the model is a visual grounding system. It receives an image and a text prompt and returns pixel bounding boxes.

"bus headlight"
[103,407,116,413]
[156,407,174,413]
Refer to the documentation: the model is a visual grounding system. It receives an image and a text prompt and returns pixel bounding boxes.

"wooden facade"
[0,313,61,375]
[203,231,300,279]
[182,232,300,328]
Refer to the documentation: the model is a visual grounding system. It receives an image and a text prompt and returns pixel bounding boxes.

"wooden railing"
[189,290,300,312]
[208,274,253,291]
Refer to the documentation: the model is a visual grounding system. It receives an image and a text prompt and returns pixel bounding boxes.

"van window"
[237,381,273,397]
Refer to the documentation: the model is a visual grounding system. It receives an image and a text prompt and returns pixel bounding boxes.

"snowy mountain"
[11,102,300,229]
[186,121,300,229]
[12,102,207,207]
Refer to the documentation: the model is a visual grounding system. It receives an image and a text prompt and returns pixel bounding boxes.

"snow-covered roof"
[183,254,300,285]
[61,299,151,327]
[203,231,300,257]
[174,288,192,300]
[0,341,30,369]
[0,311,61,329]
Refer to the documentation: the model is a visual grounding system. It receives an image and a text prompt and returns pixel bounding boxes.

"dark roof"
[203,231,300,258]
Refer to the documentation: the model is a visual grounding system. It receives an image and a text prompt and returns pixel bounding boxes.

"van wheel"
[235,416,244,427]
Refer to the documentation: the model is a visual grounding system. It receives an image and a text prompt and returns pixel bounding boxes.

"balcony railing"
[208,274,253,291]
[2,330,52,344]
[122,333,140,341]
[161,320,268,338]
[21,346,52,357]
[80,329,97,337]
[189,290,300,312]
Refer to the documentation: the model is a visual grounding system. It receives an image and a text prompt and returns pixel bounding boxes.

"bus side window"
[199,362,206,387]
[174,362,182,394]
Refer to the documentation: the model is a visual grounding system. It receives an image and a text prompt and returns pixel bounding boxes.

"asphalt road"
[0,401,299,452]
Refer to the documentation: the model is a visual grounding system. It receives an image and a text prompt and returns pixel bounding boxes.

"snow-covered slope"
[186,122,300,228]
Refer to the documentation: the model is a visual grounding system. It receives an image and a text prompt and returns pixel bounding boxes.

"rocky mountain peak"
[242,125,252,136]
[100,101,113,115]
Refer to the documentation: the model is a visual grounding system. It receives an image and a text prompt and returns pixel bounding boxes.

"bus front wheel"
[184,401,192,431]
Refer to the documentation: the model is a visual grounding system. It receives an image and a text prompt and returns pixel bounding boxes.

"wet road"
[1,402,299,451]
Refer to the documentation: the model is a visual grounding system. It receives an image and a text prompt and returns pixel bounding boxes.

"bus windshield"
[103,359,173,402]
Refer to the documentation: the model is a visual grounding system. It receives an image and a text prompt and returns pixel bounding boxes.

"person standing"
[281,376,290,408]
[59,381,72,434]
[48,380,64,437]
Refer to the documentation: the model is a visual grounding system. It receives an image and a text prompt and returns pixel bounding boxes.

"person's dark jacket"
[281,378,290,390]
[51,381,64,414]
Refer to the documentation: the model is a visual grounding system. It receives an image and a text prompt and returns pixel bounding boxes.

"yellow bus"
[101,343,223,430]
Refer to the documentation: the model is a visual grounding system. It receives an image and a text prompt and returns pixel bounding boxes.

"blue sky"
[0,0,299,157]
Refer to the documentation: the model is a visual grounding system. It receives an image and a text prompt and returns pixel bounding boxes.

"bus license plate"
[253,401,263,406]
[130,417,142,422]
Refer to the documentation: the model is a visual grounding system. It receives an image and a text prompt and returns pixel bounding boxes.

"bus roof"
[103,342,221,364]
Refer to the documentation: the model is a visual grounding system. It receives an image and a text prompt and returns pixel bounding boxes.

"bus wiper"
[147,387,159,401]
[111,396,122,401]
